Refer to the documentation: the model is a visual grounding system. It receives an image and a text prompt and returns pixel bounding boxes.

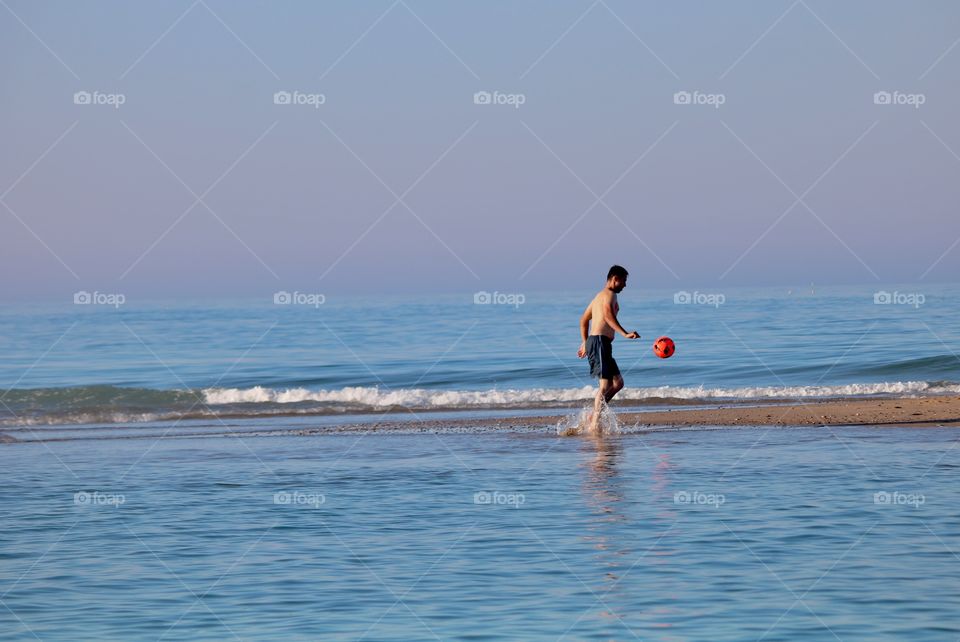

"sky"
[2,0,959,299]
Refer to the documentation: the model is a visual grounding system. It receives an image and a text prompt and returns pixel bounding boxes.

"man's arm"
[577,304,591,358]
[604,297,639,339]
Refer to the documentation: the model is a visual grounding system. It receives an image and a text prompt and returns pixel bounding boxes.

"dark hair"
[607,265,628,280]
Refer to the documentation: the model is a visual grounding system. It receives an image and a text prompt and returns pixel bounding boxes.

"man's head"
[606,265,628,293]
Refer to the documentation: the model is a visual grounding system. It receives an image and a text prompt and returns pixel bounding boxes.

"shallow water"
[2,425,959,640]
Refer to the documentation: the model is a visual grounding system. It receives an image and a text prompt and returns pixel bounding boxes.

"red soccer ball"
[653,336,675,359]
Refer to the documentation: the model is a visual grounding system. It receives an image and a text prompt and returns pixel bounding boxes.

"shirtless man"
[577,265,640,432]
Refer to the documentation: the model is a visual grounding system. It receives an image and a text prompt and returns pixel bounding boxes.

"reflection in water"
[583,436,626,525]
[579,433,675,637]
[580,437,628,627]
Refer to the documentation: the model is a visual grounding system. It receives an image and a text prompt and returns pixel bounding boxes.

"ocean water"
[2,427,959,640]
[3,285,959,640]
[1,283,958,435]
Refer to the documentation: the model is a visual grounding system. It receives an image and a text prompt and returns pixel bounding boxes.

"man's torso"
[588,290,618,339]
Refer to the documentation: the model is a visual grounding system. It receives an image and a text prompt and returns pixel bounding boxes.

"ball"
[653,336,675,359]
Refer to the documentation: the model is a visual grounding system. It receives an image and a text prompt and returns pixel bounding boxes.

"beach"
[6,0,960,635]
[271,394,960,436]
[5,394,958,444]
[621,394,960,428]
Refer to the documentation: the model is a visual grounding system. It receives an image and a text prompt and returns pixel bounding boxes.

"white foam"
[202,380,960,408]
[556,399,620,437]
[4,380,956,428]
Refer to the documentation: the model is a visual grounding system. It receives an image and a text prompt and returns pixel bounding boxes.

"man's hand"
[577,341,586,358]
[624,331,640,339]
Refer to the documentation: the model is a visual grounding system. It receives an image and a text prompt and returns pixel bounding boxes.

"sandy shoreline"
[316,395,960,434]
[620,395,960,427]
[1,396,958,442]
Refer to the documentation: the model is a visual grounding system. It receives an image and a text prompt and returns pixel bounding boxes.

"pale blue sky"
[2,0,959,299]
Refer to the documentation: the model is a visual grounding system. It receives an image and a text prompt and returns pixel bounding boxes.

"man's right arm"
[577,304,591,358]
[579,304,591,341]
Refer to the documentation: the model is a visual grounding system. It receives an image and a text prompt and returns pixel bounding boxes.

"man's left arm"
[605,300,639,339]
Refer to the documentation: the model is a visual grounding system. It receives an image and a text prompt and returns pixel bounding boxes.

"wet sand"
[2,396,958,443]
[313,395,960,434]
[617,395,960,427]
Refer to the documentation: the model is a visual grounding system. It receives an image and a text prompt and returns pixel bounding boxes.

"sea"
[1,283,958,439]
[2,283,959,640]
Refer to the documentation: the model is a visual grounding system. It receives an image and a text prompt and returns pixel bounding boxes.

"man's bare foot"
[590,410,602,435]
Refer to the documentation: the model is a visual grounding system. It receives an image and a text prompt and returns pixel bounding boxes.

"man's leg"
[590,378,613,432]
[606,375,624,402]
[590,375,624,433]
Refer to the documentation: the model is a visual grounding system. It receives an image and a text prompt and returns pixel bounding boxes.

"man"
[577,265,640,433]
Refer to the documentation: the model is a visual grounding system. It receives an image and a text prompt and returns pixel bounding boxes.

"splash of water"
[556,399,620,437]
